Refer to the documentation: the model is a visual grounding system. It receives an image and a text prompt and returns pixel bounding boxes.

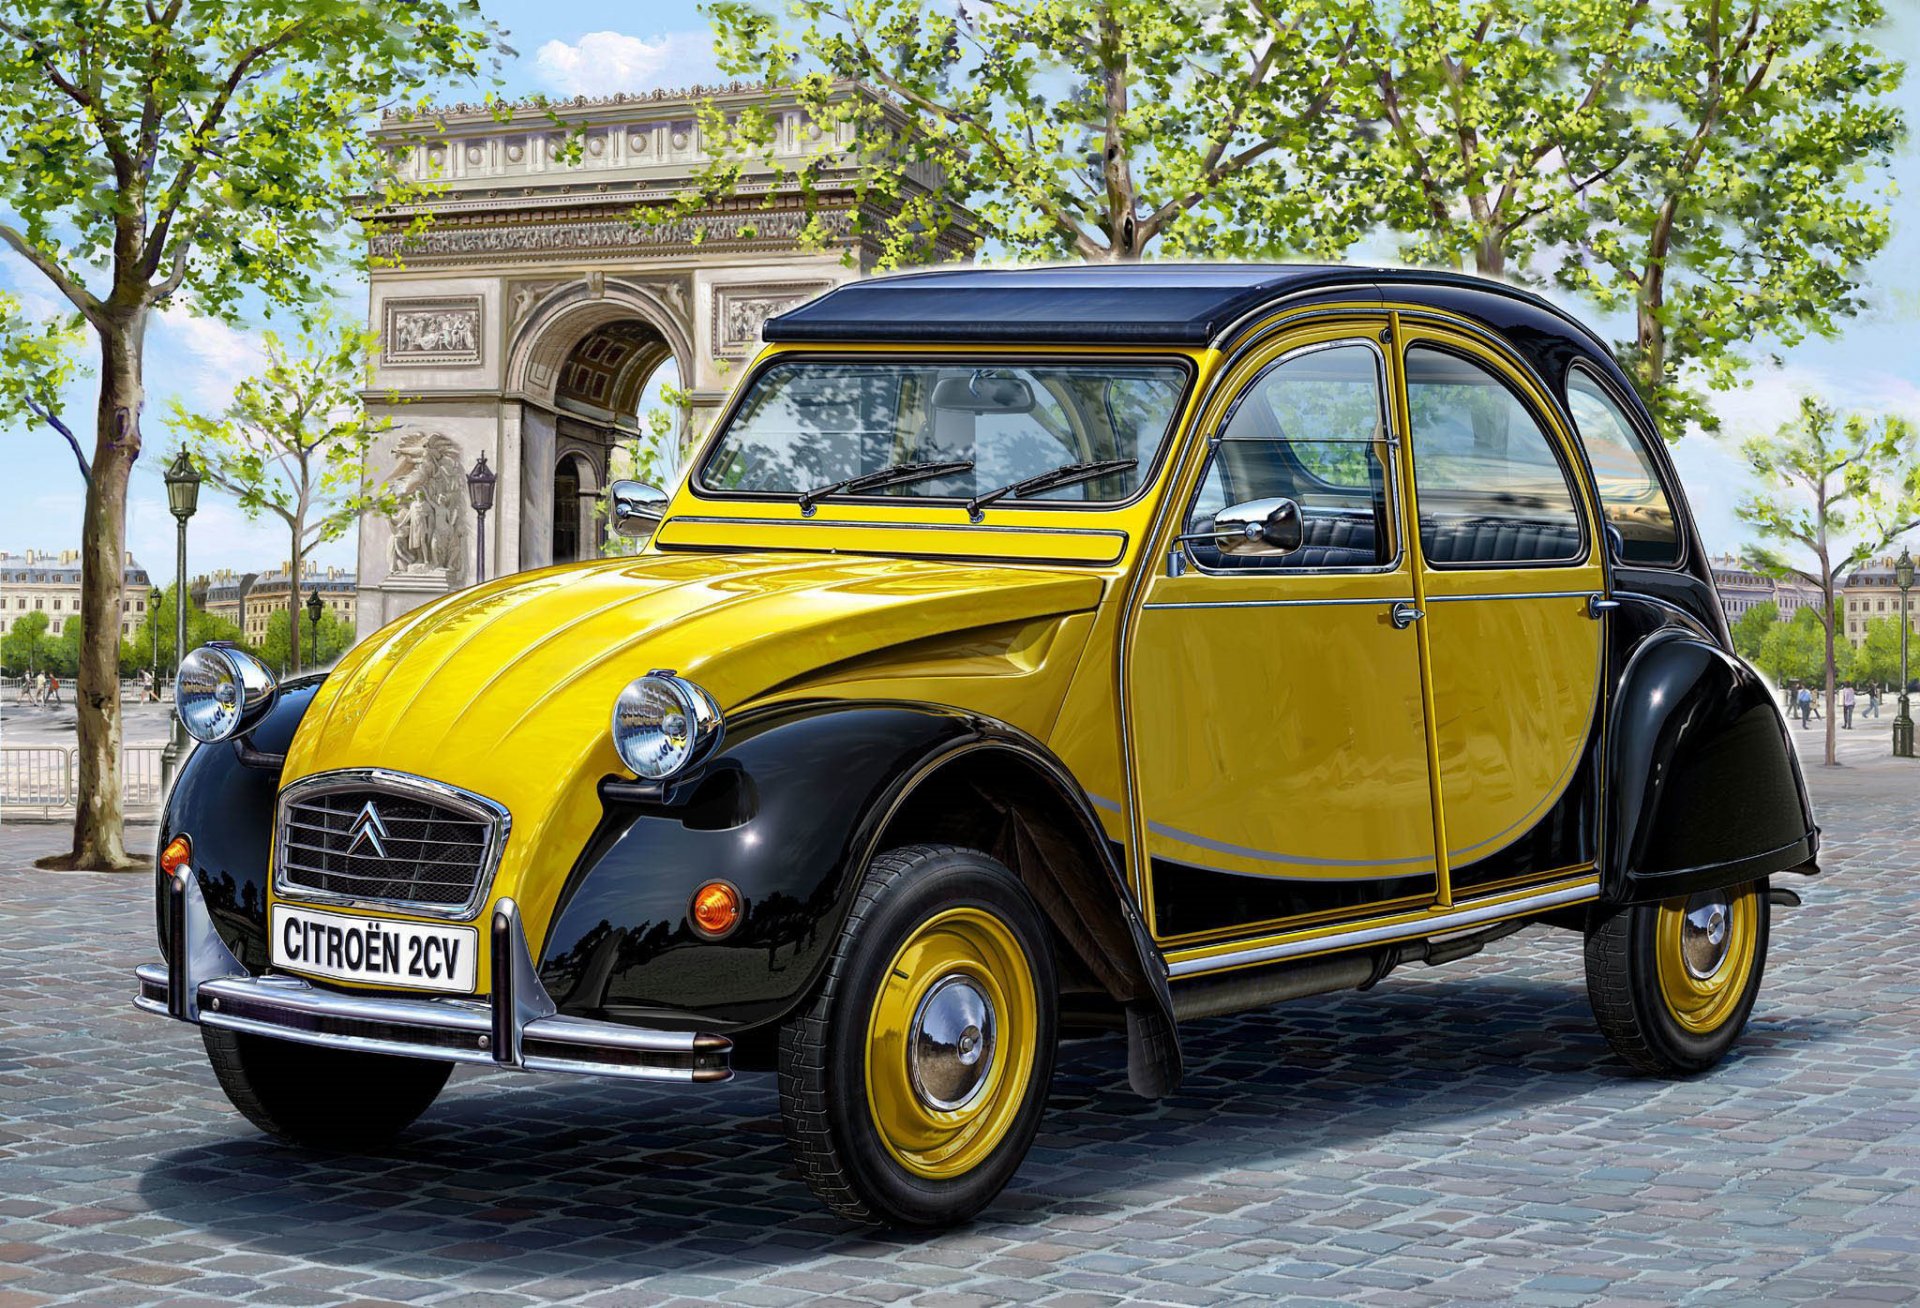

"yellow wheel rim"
[1654,886,1758,1034]
[864,906,1038,1180]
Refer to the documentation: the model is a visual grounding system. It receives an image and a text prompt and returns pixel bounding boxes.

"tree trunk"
[44,312,146,871]
[1474,228,1505,279]
[1823,588,1838,767]
[288,538,303,675]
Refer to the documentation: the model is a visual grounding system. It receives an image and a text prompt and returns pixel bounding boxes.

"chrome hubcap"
[907,974,997,1111]
[1681,892,1733,980]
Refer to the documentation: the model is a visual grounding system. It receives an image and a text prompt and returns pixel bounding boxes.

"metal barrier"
[1,745,169,817]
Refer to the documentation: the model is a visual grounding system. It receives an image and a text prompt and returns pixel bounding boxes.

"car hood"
[281,550,1103,856]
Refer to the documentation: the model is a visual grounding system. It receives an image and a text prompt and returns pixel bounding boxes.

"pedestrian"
[1842,683,1856,729]
[1797,684,1813,727]
[44,673,61,706]
[33,669,46,706]
[1868,685,1882,718]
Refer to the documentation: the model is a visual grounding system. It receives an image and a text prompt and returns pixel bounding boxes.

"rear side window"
[1564,365,1682,566]
[1404,346,1585,567]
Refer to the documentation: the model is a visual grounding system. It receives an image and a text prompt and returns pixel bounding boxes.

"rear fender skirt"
[153,677,326,972]
[1603,611,1818,904]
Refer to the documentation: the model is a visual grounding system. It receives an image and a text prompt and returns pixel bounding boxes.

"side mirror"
[1211,497,1304,555]
[611,480,669,538]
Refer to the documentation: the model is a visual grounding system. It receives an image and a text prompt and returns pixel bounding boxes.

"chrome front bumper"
[134,866,731,1083]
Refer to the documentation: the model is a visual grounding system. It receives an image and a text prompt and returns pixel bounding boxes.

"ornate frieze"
[383,296,483,365]
[386,430,469,586]
[368,209,855,264]
[713,281,835,357]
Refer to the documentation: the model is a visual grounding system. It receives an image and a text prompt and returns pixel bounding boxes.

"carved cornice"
[369,206,862,265]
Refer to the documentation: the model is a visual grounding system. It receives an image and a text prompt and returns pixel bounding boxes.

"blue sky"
[2,0,1917,577]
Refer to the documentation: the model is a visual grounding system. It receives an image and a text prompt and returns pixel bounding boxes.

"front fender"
[1604,626,1818,902]
[154,677,325,970]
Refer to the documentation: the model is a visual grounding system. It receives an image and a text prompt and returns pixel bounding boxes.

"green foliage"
[121,584,246,678]
[1552,0,1903,434]
[1853,615,1907,689]
[686,0,1371,265]
[254,606,355,673]
[0,291,87,478]
[1729,599,1779,663]
[166,311,394,671]
[1755,604,1848,686]
[1,610,55,675]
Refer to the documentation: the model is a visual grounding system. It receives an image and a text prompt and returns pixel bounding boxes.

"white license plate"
[270,904,478,994]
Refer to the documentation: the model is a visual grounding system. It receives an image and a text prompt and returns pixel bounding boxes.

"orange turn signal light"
[690,880,742,939]
[160,834,192,879]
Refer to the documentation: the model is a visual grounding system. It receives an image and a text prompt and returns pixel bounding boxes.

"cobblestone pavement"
[2,757,1917,1308]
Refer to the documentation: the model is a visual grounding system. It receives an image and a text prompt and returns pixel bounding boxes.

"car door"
[1397,327,1606,898]
[1125,324,1440,946]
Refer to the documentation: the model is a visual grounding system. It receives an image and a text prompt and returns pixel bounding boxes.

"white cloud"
[533,30,719,97]
[156,305,266,408]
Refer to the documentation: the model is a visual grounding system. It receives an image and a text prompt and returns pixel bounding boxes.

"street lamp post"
[1895,548,1915,758]
[306,588,324,667]
[148,585,163,701]
[159,451,201,796]
[466,454,497,585]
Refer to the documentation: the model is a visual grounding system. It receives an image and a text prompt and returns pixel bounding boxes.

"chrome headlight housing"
[175,644,277,743]
[611,672,723,780]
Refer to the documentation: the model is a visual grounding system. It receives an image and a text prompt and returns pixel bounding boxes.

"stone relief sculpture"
[714,283,833,356]
[387,431,468,586]
[383,296,483,364]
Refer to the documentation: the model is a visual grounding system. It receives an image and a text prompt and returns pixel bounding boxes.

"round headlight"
[611,673,723,780]
[175,644,277,743]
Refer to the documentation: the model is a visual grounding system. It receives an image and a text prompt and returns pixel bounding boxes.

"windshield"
[698,359,1190,506]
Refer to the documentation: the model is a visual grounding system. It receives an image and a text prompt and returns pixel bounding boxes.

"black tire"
[779,843,1058,1228]
[1584,880,1770,1076]
[201,1027,451,1149]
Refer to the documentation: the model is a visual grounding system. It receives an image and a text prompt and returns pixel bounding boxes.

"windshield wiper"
[797,460,976,516]
[965,458,1139,521]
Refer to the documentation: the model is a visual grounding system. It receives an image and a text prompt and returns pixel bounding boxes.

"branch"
[24,398,90,482]
[0,224,103,321]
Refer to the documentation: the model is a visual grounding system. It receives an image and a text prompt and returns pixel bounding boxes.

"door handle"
[1587,593,1621,620]
[1389,601,1424,630]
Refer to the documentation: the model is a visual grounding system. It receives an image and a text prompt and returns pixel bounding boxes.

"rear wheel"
[779,844,1057,1228]
[202,1027,451,1149]
[1584,881,1769,1075]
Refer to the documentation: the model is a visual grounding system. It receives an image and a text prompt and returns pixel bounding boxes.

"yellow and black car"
[138,264,1817,1229]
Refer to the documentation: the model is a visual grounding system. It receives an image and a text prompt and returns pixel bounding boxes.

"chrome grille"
[274,772,507,918]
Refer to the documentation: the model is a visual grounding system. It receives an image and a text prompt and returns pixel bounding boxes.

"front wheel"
[202,1027,451,1149]
[779,844,1058,1228]
[1584,880,1770,1076]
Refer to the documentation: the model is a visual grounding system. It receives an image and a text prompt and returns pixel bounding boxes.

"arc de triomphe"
[354,83,966,637]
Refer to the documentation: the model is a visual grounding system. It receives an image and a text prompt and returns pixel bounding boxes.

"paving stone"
[2,745,1918,1305]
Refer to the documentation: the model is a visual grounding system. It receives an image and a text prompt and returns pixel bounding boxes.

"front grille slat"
[276,781,500,913]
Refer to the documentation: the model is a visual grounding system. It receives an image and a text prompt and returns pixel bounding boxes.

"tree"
[1729,598,1778,664]
[1854,615,1906,691]
[1555,0,1902,432]
[1735,397,1920,765]
[255,606,354,674]
[167,314,393,677]
[124,584,245,681]
[1355,0,1648,279]
[1,610,55,677]
[686,0,1372,265]
[0,0,496,868]
[0,293,88,481]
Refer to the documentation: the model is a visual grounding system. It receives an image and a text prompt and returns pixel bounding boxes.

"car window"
[1185,342,1394,571]
[1405,346,1584,567]
[1565,365,1681,566]
[700,360,1188,504]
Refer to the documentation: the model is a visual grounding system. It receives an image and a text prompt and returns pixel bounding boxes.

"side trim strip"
[1425,590,1592,603]
[1142,596,1413,611]
[1166,877,1598,978]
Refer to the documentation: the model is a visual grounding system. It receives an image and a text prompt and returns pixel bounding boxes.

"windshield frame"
[688,349,1200,515]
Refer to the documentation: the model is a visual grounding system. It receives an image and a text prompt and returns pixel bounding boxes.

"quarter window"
[1184,342,1394,570]
[1564,365,1681,566]
[1405,346,1584,567]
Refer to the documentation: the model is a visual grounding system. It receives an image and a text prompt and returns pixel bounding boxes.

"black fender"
[538,699,1181,1093]
[1604,617,1818,904]
[153,676,326,971]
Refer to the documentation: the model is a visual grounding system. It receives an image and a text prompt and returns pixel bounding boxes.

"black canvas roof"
[763,263,1395,345]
